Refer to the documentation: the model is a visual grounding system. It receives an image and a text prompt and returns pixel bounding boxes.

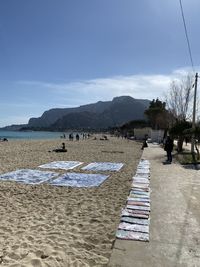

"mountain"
[28,100,111,127]
[27,96,150,131]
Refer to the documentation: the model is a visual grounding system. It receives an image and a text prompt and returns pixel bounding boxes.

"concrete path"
[109,143,200,267]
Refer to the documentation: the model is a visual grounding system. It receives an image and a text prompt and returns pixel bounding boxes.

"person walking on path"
[141,138,148,150]
[164,135,174,164]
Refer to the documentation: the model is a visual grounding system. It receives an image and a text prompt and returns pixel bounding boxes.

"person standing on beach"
[164,136,174,164]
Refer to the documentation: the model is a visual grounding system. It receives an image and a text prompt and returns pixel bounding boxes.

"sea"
[0,131,71,140]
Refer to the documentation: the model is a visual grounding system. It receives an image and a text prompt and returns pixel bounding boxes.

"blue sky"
[0,0,200,126]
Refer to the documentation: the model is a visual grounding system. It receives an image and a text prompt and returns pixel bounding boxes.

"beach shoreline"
[0,136,142,266]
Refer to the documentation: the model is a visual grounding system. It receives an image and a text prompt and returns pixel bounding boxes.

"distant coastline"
[0,130,67,140]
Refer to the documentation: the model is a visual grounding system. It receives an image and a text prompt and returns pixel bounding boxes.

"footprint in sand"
[30,258,43,267]
[27,235,34,241]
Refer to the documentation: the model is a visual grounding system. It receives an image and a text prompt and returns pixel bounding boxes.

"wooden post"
[191,73,198,154]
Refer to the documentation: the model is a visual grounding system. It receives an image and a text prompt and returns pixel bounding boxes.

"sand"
[0,135,142,267]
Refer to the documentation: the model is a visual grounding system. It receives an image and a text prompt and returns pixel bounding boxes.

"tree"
[184,125,200,160]
[165,74,194,152]
[166,74,193,123]
[144,98,169,130]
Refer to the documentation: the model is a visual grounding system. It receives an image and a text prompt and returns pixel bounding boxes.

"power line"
[179,0,195,73]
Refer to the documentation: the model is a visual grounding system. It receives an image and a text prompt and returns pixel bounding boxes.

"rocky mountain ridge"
[1,96,150,131]
[28,96,150,130]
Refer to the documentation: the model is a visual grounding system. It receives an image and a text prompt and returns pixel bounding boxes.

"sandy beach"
[0,135,142,267]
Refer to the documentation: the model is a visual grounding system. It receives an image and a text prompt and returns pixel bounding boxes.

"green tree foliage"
[170,120,192,136]
[169,120,192,152]
[120,120,149,130]
[144,98,168,130]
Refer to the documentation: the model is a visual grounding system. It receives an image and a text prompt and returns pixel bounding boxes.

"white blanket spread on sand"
[82,162,124,171]
[0,169,59,185]
[49,172,109,187]
[39,161,83,170]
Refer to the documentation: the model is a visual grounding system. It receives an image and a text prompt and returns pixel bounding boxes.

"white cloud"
[17,67,198,106]
[4,66,197,127]
[16,74,167,104]
[17,68,198,107]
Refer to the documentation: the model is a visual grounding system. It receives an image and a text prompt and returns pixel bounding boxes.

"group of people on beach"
[61,133,90,141]
[51,132,92,153]
[68,133,80,141]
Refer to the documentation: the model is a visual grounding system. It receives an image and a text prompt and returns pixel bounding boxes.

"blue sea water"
[0,131,67,140]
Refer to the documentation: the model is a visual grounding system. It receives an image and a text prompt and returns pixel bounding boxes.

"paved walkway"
[109,143,200,267]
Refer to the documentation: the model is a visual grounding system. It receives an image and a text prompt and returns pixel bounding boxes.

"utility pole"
[191,72,198,154]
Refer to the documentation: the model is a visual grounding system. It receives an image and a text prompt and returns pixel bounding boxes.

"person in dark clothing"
[141,135,148,150]
[185,137,189,146]
[141,139,148,150]
[0,138,8,142]
[164,136,174,163]
[52,143,67,152]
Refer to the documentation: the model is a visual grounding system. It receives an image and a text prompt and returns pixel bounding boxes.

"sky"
[0,0,200,127]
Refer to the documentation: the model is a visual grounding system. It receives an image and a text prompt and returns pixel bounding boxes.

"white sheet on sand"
[121,216,150,225]
[0,169,59,185]
[136,169,150,175]
[126,204,150,212]
[132,183,149,189]
[39,161,83,170]
[121,209,149,219]
[49,172,109,187]
[129,190,150,197]
[82,162,124,171]
[127,197,150,202]
[135,173,150,179]
[118,222,149,233]
[139,159,150,165]
[138,162,150,167]
[116,229,149,241]
[133,176,149,184]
